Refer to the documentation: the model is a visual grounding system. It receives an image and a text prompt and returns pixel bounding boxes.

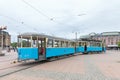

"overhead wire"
[1,0,86,39]
[21,0,76,26]
[0,14,39,33]
[22,0,51,20]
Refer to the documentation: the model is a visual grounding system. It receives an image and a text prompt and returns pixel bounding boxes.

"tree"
[117,42,120,47]
[11,40,28,48]
[11,42,17,47]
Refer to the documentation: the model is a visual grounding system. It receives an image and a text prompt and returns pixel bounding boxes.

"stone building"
[0,31,11,48]
[80,32,120,49]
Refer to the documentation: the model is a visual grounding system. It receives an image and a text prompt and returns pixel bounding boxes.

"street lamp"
[75,32,77,41]
[72,32,80,42]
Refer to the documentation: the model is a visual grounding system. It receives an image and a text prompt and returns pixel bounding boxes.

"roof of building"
[0,31,10,35]
[80,31,120,38]
[102,31,120,36]
[80,35,90,39]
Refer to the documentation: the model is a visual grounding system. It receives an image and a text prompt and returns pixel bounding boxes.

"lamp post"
[75,32,77,41]
[72,32,80,42]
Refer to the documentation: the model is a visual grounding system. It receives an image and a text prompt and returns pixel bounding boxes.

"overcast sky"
[0,0,120,42]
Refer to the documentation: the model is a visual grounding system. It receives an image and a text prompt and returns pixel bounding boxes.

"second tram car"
[76,39,106,54]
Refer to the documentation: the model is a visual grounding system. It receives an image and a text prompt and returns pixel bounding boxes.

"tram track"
[0,58,17,63]
[0,54,80,78]
[0,64,19,70]
[0,60,46,78]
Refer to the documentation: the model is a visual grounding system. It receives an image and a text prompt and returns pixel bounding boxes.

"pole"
[75,32,77,42]
[1,31,3,49]
[21,36,23,48]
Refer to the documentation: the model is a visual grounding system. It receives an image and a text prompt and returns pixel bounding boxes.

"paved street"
[0,50,120,80]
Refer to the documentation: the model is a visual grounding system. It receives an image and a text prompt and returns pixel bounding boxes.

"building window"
[108,37,110,43]
[111,42,113,45]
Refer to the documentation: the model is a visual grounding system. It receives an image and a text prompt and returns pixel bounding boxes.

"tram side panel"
[46,47,75,58]
[103,47,106,52]
[76,46,85,53]
[18,48,39,61]
[86,46,103,53]
[97,47,103,52]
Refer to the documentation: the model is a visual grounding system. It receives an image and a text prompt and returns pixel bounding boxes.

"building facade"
[0,31,11,48]
[80,32,120,49]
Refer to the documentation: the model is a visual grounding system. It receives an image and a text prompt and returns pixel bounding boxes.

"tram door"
[84,42,87,52]
[38,38,46,60]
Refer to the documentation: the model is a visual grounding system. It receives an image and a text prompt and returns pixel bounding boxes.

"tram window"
[95,42,98,46]
[81,42,85,46]
[96,43,98,46]
[68,42,71,47]
[66,41,70,47]
[90,42,93,46]
[64,42,67,47]
[97,43,101,47]
[61,41,64,47]
[47,39,53,47]
[57,41,61,47]
[84,42,88,46]
[62,41,67,47]
[54,40,61,47]
[69,43,71,47]
[69,42,74,47]
[37,40,45,48]
[80,42,84,46]
[79,42,82,46]
[41,40,45,47]
[59,41,62,47]
[75,42,78,47]
[54,40,58,47]
[60,41,65,47]
[37,41,41,47]
[68,42,70,47]
[83,42,87,46]
[20,39,31,47]
[32,40,37,47]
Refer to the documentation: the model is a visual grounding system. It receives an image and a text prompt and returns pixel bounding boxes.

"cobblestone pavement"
[0,50,18,69]
[0,50,120,80]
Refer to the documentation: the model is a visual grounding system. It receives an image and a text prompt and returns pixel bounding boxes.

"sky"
[0,0,120,42]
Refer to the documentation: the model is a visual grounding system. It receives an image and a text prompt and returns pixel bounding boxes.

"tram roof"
[79,39,102,42]
[18,32,74,42]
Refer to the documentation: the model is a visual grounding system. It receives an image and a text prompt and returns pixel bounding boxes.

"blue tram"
[17,33,76,61]
[76,40,106,54]
[17,33,105,61]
